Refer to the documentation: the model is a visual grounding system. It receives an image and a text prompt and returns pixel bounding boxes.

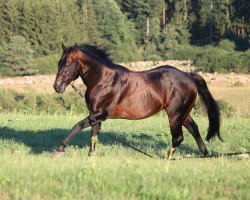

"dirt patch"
[197,72,250,87]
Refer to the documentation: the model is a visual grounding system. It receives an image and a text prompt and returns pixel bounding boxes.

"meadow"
[0,113,249,200]
[0,71,250,199]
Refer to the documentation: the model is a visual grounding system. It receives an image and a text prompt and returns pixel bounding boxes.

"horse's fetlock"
[91,135,98,143]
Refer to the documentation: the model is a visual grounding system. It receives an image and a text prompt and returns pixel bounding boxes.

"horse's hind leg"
[166,115,184,160]
[183,115,208,156]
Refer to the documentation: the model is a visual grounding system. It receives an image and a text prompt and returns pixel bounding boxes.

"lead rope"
[70,82,250,160]
[70,82,85,100]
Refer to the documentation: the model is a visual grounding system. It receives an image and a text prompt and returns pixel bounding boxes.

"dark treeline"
[0,0,249,75]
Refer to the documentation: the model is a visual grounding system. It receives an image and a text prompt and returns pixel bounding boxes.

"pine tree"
[17,0,33,41]
[0,0,19,40]
[213,0,231,38]
[30,1,55,54]
[78,0,103,44]
[169,0,190,45]
[57,1,82,45]
[0,35,37,76]
[92,0,140,61]
[189,0,231,44]
[120,0,164,45]
[230,0,250,37]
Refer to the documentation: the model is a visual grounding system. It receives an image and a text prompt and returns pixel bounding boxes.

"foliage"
[194,47,250,73]
[92,0,140,62]
[0,89,89,115]
[0,87,243,118]
[169,44,250,73]
[168,45,197,60]
[34,54,59,75]
[189,0,231,45]
[0,0,249,75]
[0,35,37,76]
[217,39,236,51]
[193,99,235,118]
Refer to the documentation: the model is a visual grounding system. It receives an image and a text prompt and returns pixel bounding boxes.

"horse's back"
[132,65,198,112]
[137,65,196,91]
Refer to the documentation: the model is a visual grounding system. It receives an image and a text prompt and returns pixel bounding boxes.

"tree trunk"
[184,0,188,21]
[85,0,89,23]
[146,17,149,37]
[163,4,166,28]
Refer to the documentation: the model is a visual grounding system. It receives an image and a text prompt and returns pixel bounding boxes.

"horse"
[53,43,222,159]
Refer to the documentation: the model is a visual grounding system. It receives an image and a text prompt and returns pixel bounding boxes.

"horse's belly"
[109,96,163,120]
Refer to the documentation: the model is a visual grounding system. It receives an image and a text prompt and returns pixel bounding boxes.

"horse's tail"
[188,72,222,142]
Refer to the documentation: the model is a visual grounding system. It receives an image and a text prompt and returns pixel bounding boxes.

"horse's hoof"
[52,150,65,158]
[88,151,95,157]
[166,147,176,160]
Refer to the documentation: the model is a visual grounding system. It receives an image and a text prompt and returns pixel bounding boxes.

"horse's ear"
[74,43,78,50]
[62,42,67,52]
[73,43,78,53]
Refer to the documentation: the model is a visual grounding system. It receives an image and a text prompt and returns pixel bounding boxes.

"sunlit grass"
[0,114,249,199]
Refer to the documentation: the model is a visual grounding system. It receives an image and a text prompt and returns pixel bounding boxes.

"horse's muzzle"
[53,82,66,93]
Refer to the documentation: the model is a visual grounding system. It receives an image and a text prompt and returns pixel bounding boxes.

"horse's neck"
[80,59,105,90]
[81,61,129,91]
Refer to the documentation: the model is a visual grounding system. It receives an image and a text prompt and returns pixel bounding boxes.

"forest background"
[0,0,249,76]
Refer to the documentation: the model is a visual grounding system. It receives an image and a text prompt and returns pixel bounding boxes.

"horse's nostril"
[54,82,66,93]
[57,85,63,92]
[53,82,61,92]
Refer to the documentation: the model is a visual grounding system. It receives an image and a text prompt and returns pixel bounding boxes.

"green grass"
[0,114,249,200]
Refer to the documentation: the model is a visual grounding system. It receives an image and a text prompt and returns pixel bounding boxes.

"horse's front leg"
[88,123,101,157]
[53,113,105,157]
[53,117,91,157]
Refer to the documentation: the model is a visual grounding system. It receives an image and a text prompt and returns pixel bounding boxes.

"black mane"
[66,43,130,71]
[70,44,113,64]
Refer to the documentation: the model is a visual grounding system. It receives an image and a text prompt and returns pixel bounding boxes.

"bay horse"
[53,43,222,159]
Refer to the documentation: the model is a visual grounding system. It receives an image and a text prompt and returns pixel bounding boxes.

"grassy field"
[0,114,249,200]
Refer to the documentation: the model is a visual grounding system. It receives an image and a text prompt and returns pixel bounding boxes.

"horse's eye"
[65,64,70,68]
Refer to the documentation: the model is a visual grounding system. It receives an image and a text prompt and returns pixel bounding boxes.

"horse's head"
[54,43,113,93]
[53,43,85,93]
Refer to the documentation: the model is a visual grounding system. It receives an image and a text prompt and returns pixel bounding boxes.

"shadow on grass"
[0,126,201,157]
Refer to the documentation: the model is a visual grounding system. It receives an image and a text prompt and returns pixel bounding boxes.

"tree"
[0,35,37,76]
[230,0,250,38]
[120,0,164,45]
[0,0,19,41]
[92,0,140,61]
[189,0,231,45]
[78,0,103,44]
